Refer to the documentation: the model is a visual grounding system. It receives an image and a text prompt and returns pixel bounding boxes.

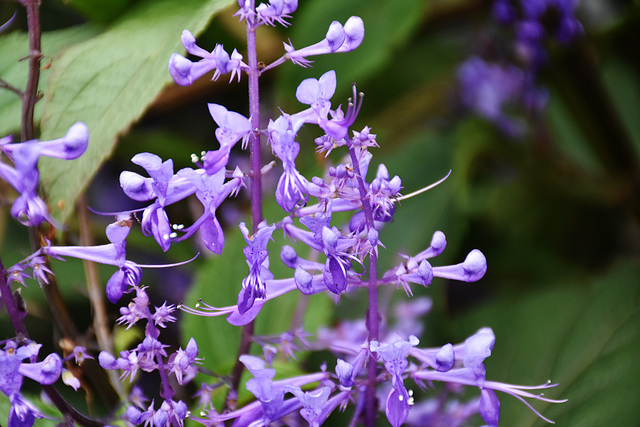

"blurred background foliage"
[1,0,639,425]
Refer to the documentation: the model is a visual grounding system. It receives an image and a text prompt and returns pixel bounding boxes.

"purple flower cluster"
[98,285,199,426]
[0,0,567,425]
[493,0,583,67]
[163,1,564,426]
[456,0,582,137]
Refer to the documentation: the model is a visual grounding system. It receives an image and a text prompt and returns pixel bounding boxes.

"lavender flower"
[283,17,364,67]
[0,122,88,227]
[0,341,62,427]
[43,215,194,302]
[169,30,248,85]
[237,221,276,314]
[370,336,420,427]
[457,57,546,137]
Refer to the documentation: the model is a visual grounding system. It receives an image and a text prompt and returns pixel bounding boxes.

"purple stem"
[227,0,262,409]
[347,143,380,427]
[19,0,41,142]
[156,351,175,402]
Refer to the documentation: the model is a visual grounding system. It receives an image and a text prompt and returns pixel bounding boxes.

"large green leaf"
[276,0,428,102]
[37,0,235,223]
[0,25,101,137]
[455,261,640,426]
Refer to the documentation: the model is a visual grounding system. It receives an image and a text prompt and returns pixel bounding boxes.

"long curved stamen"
[393,170,452,202]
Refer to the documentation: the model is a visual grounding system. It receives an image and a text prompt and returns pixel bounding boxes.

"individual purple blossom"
[0,341,63,427]
[241,355,286,422]
[269,115,310,211]
[119,154,192,251]
[370,335,420,427]
[43,215,194,303]
[172,166,243,253]
[27,256,53,285]
[256,0,298,27]
[411,327,566,425]
[381,231,486,295]
[286,385,351,427]
[168,337,201,385]
[283,17,364,67]
[169,30,247,85]
[292,70,336,125]
[208,103,252,150]
[0,122,88,227]
[237,221,276,314]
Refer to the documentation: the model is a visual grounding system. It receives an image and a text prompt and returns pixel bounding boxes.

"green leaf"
[455,261,640,426]
[37,0,235,223]
[0,25,101,137]
[276,0,427,101]
[66,0,136,24]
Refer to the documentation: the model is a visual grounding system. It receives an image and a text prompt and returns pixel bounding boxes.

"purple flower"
[237,221,276,314]
[174,166,243,253]
[457,57,537,137]
[293,70,336,124]
[286,385,332,425]
[169,30,247,85]
[168,338,201,385]
[0,341,62,427]
[480,388,501,426]
[44,215,194,303]
[269,115,309,211]
[284,17,364,67]
[207,103,252,150]
[0,122,88,227]
[256,0,298,27]
[370,336,420,427]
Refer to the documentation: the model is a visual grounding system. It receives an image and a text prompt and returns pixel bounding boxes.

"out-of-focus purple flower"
[237,221,276,314]
[494,0,583,44]
[0,122,88,227]
[480,388,501,427]
[44,215,194,303]
[457,57,546,137]
[284,17,364,67]
[169,30,247,85]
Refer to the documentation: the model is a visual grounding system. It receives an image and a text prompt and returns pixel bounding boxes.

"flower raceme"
[100,2,565,426]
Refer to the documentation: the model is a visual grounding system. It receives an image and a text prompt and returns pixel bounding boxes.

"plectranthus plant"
[0,1,569,426]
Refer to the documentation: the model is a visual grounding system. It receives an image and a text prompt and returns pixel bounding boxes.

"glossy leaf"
[37,0,235,223]
[0,25,100,137]
[456,261,640,426]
